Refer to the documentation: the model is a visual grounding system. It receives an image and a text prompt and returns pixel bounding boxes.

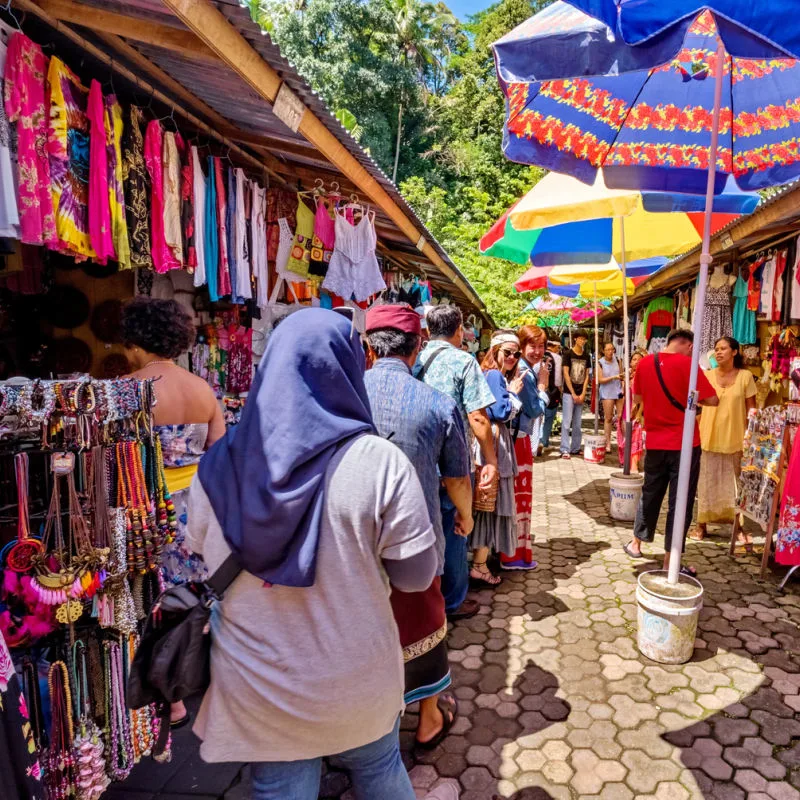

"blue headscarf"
[198,308,375,587]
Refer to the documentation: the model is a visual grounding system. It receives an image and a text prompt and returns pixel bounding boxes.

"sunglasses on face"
[500,349,522,360]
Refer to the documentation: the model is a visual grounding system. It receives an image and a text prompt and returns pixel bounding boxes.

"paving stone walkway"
[108,450,800,800]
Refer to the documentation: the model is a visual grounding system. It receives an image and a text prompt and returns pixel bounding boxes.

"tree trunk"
[392,101,403,184]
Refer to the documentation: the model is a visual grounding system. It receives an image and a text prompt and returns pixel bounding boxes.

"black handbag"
[127,554,241,755]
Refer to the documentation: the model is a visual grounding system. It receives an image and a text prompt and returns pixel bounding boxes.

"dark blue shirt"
[364,358,471,573]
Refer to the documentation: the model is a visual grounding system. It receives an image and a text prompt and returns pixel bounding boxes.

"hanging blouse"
[106,97,131,270]
[286,196,314,277]
[0,31,18,239]
[3,33,56,247]
[204,155,219,301]
[87,80,115,263]
[225,325,253,394]
[732,273,757,344]
[309,196,335,277]
[162,130,184,266]
[48,57,94,257]
[773,250,788,323]
[251,182,268,308]
[121,106,152,270]
[266,189,297,262]
[225,167,240,303]
[234,168,251,300]
[214,158,231,297]
[180,136,196,272]
[144,120,179,273]
[191,146,206,287]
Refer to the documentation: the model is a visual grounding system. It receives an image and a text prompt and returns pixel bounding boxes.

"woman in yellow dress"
[690,336,756,542]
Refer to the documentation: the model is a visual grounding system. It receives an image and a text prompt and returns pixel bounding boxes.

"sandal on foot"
[623,543,644,559]
[469,562,502,587]
[688,527,706,541]
[170,712,191,730]
[680,565,698,578]
[415,696,458,751]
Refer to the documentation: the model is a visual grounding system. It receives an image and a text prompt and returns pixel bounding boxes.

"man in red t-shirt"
[624,329,719,574]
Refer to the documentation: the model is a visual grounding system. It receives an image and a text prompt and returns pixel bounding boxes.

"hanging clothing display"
[162,130,184,266]
[214,157,231,297]
[790,237,800,321]
[106,97,131,270]
[700,282,733,356]
[0,26,19,240]
[87,79,115,263]
[732,272,757,344]
[309,196,335,277]
[121,106,152,270]
[48,57,94,258]
[234,168,251,300]
[251,182,268,307]
[286,196,314,278]
[204,155,219,301]
[180,136,196,273]
[323,209,386,302]
[144,120,179,273]
[3,33,56,248]
[191,146,206,287]
[225,167,240,303]
[776,435,800,566]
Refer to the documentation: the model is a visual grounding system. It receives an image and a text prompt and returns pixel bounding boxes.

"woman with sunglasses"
[469,331,523,587]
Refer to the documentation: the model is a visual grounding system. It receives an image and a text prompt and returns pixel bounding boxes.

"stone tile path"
[396,451,800,800]
[108,450,800,799]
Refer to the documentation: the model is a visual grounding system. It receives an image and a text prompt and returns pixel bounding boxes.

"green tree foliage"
[258,0,551,325]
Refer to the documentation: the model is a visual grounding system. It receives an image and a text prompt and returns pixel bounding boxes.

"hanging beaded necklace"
[6,452,44,573]
[44,660,76,800]
[103,640,133,781]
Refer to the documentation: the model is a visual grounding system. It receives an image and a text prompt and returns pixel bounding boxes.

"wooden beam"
[36,0,217,60]
[12,0,286,185]
[159,0,485,311]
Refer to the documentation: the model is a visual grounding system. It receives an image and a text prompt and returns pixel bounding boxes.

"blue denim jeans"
[440,487,467,615]
[541,406,558,447]
[560,393,584,454]
[251,718,413,800]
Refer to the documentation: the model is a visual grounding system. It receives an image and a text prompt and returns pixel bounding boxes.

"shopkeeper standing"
[121,296,225,727]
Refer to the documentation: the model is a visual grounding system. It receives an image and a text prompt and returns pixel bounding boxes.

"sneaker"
[446,598,480,621]
[424,783,460,800]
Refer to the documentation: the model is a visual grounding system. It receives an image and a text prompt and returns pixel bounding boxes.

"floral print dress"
[3,33,57,247]
[776,437,800,566]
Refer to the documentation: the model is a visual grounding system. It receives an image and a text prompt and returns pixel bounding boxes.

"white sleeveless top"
[322,211,386,302]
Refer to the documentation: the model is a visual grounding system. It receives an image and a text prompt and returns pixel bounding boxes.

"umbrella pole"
[666,37,726,586]
[594,281,600,436]
[621,218,633,475]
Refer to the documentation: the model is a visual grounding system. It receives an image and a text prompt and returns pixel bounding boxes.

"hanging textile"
[87,79,115,263]
[776,437,800,566]
[309,196,335,277]
[0,26,19,240]
[180,136,196,273]
[191,146,206,287]
[732,271,757,344]
[107,97,131,270]
[234,168,251,300]
[3,33,56,247]
[48,57,94,257]
[286,195,314,278]
[225,167,240,303]
[144,119,179,273]
[121,106,152,270]
[204,155,219,301]
[162,130,184,267]
[251,182,268,308]
[214,157,231,297]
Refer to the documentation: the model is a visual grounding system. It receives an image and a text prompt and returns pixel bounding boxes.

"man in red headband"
[364,303,473,753]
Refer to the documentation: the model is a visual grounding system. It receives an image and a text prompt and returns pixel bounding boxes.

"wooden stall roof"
[9,0,492,323]
[600,182,800,321]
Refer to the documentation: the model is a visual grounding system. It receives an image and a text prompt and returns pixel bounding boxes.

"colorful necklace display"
[44,660,76,800]
[103,640,133,782]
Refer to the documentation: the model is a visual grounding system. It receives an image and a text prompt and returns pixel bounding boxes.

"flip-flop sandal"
[680,565,698,578]
[415,696,458,751]
[623,544,644,559]
[469,565,502,588]
[170,712,192,730]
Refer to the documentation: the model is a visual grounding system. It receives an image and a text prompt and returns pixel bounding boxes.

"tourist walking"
[501,325,550,570]
[469,331,522,582]
[598,342,623,453]
[541,340,563,448]
[363,304,472,751]
[624,330,719,575]
[616,348,646,472]
[417,305,497,620]
[690,336,756,543]
[187,309,437,800]
[121,296,225,729]
[560,330,590,459]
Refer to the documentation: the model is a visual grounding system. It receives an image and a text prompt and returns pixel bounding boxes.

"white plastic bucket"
[636,570,703,665]
[583,434,607,463]
[609,471,644,522]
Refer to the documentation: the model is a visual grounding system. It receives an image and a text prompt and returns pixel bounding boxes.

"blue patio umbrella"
[565,1,800,60]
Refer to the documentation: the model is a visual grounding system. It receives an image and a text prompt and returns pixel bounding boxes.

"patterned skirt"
[698,450,741,525]
[501,436,536,570]
[390,577,450,704]
[160,488,209,585]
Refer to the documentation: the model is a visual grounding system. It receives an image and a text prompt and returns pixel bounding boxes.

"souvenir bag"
[473,425,500,513]
[126,554,241,755]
